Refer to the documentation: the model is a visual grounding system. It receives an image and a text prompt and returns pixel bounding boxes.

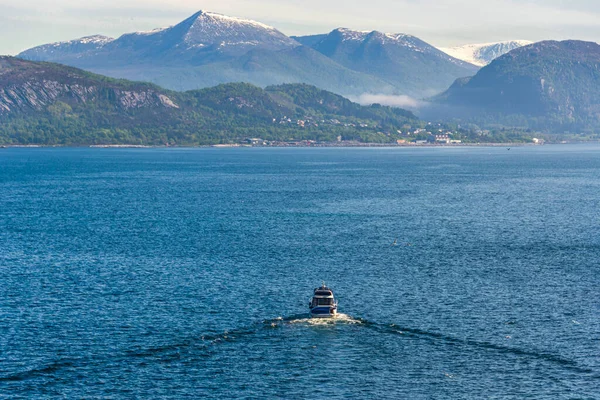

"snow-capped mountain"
[20,11,299,63]
[18,11,477,97]
[438,41,533,66]
[17,11,394,95]
[295,28,479,97]
[109,11,299,58]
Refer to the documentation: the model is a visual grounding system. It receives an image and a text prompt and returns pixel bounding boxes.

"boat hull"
[309,307,337,318]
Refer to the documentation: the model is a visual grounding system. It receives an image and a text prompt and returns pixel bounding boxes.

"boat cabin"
[309,284,338,318]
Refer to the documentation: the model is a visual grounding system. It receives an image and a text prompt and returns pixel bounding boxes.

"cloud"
[349,93,424,110]
[348,93,463,121]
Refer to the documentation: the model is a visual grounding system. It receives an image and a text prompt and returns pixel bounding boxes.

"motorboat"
[309,284,338,318]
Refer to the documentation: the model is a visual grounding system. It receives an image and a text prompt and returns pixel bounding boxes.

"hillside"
[0,57,419,145]
[434,40,600,132]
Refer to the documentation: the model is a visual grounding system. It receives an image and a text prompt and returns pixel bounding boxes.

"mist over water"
[348,92,464,122]
[1,146,599,398]
[349,93,425,109]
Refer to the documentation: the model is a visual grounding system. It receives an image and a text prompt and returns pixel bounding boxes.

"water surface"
[1,146,599,398]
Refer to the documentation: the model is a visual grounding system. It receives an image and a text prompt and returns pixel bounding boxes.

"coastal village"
[225,116,545,147]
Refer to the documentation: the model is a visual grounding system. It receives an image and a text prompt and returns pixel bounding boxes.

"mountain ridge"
[17,11,477,98]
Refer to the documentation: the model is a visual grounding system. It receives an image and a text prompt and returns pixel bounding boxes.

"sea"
[1,146,599,399]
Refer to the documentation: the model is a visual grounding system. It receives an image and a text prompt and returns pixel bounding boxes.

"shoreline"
[0,142,562,149]
[2,140,597,149]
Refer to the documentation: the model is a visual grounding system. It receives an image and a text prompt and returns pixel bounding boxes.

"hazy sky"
[2,0,600,54]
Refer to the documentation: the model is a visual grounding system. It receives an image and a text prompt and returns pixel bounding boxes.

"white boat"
[309,284,338,318]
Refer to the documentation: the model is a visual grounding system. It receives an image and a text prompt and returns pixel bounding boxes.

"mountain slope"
[434,40,600,131]
[438,41,533,66]
[290,34,327,48]
[295,28,479,97]
[0,57,419,145]
[87,45,395,94]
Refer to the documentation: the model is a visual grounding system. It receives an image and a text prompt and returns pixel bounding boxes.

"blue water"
[1,146,599,398]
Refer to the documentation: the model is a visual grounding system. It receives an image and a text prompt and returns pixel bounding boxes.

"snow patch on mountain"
[335,28,372,42]
[19,35,114,61]
[439,41,533,66]
[75,35,114,45]
[334,28,419,47]
[131,27,169,36]
[199,11,277,31]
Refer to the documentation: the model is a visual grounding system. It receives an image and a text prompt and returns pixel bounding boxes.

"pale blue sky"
[2,0,600,54]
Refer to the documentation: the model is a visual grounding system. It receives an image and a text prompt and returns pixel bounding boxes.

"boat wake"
[287,313,363,326]
[2,313,596,383]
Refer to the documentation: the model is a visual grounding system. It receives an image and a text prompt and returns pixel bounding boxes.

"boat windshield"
[314,298,334,306]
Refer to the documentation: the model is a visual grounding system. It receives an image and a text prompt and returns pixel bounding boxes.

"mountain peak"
[164,10,297,52]
[332,28,383,43]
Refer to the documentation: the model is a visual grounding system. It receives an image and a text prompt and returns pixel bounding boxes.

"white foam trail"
[288,313,363,326]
